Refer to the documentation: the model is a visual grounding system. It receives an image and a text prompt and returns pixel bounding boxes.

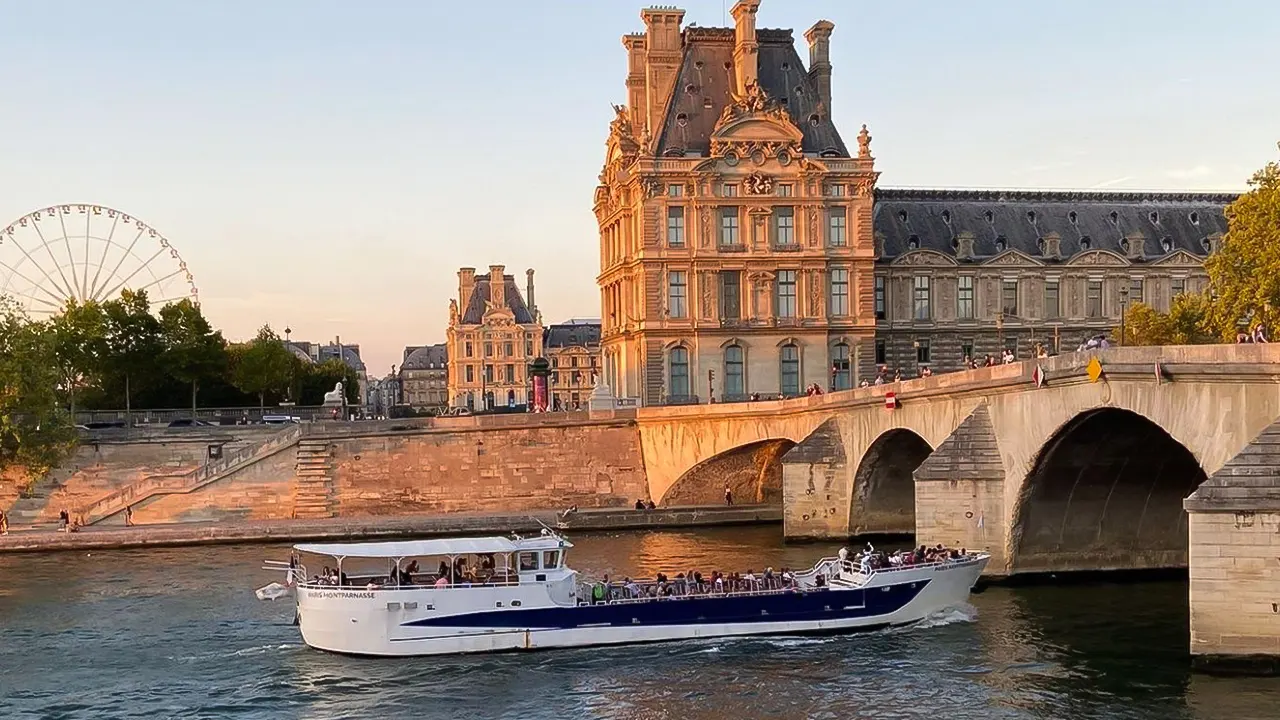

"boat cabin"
[291,533,574,591]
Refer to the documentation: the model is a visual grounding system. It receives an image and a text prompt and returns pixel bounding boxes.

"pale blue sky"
[2,1,1276,373]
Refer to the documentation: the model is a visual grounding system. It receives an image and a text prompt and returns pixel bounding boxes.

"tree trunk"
[258,391,265,412]
[69,378,77,419]
[124,373,132,437]
[191,380,198,417]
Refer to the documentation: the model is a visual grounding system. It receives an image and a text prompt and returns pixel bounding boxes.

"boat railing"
[576,578,806,606]
[293,574,523,591]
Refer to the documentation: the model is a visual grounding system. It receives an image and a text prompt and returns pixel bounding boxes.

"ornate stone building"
[872,190,1232,373]
[596,1,878,405]
[446,266,543,410]
[598,1,1236,400]
[399,343,448,411]
[543,319,601,410]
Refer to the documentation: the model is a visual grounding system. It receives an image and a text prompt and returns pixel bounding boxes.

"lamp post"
[1119,286,1130,346]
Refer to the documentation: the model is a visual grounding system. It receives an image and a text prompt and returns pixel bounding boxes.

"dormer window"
[1161,237,1173,253]
[907,235,920,250]
[995,236,1007,252]
[1080,236,1092,250]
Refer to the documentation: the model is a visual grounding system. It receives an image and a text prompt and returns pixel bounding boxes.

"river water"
[1,526,1276,720]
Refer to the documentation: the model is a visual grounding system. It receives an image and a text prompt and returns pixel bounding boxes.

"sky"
[2,0,1277,374]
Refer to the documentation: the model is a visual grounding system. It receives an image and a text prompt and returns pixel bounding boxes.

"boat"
[259,529,989,657]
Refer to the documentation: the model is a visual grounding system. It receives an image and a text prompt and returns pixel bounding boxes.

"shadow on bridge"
[662,439,797,507]
[851,429,932,536]
[1010,408,1207,574]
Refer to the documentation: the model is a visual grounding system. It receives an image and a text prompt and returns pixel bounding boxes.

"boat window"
[518,552,538,571]
[542,550,560,569]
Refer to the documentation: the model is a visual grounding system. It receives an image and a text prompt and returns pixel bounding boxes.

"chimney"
[641,7,685,140]
[805,20,834,113]
[526,268,537,318]
[730,0,760,96]
[458,267,476,308]
[489,265,506,307]
[1040,232,1062,260]
[955,231,976,261]
[622,33,648,134]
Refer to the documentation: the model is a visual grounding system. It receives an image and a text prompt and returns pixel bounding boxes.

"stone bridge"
[636,345,1280,567]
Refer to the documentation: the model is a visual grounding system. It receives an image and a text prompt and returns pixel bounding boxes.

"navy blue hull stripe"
[401,581,930,630]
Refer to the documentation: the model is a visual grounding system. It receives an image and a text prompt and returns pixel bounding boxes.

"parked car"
[167,419,215,427]
[261,415,301,424]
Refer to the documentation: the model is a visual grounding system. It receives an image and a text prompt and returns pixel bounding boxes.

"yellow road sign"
[1086,357,1104,383]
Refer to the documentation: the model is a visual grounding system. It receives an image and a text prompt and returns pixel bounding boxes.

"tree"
[298,358,361,406]
[159,299,228,414]
[0,297,76,479]
[47,299,107,416]
[230,325,294,410]
[101,289,163,425]
[1204,146,1280,339]
[1117,294,1216,346]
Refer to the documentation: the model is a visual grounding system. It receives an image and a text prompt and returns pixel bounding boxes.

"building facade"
[873,190,1231,374]
[284,338,370,411]
[399,343,448,411]
[543,319,601,410]
[446,265,543,410]
[599,1,1234,403]
[596,1,877,405]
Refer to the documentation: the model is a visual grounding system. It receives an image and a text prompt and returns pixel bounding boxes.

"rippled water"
[1,526,1276,720]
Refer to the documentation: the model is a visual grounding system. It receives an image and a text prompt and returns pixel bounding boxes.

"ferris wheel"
[0,204,198,317]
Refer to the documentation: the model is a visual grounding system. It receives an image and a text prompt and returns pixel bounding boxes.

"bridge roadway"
[631,344,1280,673]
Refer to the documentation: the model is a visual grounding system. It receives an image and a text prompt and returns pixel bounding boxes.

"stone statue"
[744,172,774,196]
[809,271,822,315]
[448,298,458,326]
[858,124,872,159]
[701,273,716,318]
[322,381,344,406]
[742,79,768,112]
[610,104,632,138]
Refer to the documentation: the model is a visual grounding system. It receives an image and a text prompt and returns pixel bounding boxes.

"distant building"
[446,265,543,410]
[399,343,449,411]
[543,319,601,410]
[366,373,400,417]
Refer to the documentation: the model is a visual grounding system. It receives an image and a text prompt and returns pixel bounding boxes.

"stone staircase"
[6,467,78,529]
[79,424,304,525]
[292,439,336,519]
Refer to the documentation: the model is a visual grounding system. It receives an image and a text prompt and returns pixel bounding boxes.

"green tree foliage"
[0,298,76,475]
[47,299,107,415]
[1116,294,1216,346]
[159,299,228,413]
[101,289,164,419]
[230,325,295,409]
[1204,149,1280,339]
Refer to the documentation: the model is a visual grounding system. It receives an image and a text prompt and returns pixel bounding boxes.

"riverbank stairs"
[293,439,336,519]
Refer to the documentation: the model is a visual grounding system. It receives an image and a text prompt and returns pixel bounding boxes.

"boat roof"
[294,534,571,559]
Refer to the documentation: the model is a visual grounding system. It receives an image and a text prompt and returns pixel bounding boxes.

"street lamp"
[1119,286,1130,346]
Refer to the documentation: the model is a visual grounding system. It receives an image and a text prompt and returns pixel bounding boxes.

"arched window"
[724,345,745,398]
[669,346,690,399]
[780,343,800,396]
[832,343,851,390]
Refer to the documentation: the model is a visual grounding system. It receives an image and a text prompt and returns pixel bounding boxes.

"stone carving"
[609,103,632,139]
[852,177,876,197]
[807,206,819,245]
[1069,250,1129,266]
[322,382,344,406]
[743,172,774,196]
[808,270,822,316]
[448,298,458,326]
[892,250,957,267]
[983,250,1039,267]
[700,206,713,248]
[641,176,662,199]
[701,272,715,318]
[857,124,872,159]
[1151,249,1203,266]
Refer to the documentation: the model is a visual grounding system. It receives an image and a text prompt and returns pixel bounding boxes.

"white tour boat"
[258,529,989,657]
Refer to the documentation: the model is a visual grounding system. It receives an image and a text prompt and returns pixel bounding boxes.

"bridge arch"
[1009,407,1207,573]
[660,438,797,506]
[849,428,932,536]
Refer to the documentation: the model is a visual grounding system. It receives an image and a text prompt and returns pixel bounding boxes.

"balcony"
[717,244,747,253]
[771,244,802,252]
[662,394,701,406]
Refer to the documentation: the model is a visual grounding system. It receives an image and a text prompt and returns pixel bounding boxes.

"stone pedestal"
[587,377,617,419]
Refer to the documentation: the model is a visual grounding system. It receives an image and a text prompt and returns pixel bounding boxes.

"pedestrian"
[724,486,733,506]
[125,505,134,526]
[58,509,69,532]
[0,509,8,535]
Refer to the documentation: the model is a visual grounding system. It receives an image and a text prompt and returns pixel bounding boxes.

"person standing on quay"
[125,505,134,526]
[1,509,8,535]
[724,486,733,506]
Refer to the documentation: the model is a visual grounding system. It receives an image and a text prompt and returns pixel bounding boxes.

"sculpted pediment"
[891,249,958,267]
[982,249,1044,267]
[1066,249,1130,267]
[1150,249,1205,267]
[712,115,803,145]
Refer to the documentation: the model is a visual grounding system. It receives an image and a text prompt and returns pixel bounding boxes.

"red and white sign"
[1032,365,1045,388]
[884,392,897,409]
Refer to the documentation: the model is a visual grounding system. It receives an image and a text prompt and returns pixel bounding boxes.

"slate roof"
[461,275,537,325]
[318,344,365,372]
[655,27,848,158]
[543,321,601,350]
[873,188,1236,262]
[401,343,448,370]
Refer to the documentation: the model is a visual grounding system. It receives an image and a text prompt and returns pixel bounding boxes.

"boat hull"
[294,557,987,657]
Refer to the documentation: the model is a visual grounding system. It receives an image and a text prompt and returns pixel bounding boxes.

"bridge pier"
[1184,420,1280,675]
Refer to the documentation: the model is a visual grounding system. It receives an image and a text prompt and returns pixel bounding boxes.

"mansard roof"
[544,321,601,350]
[461,276,537,325]
[872,188,1236,264]
[401,343,448,370]
[655,27,848,158]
